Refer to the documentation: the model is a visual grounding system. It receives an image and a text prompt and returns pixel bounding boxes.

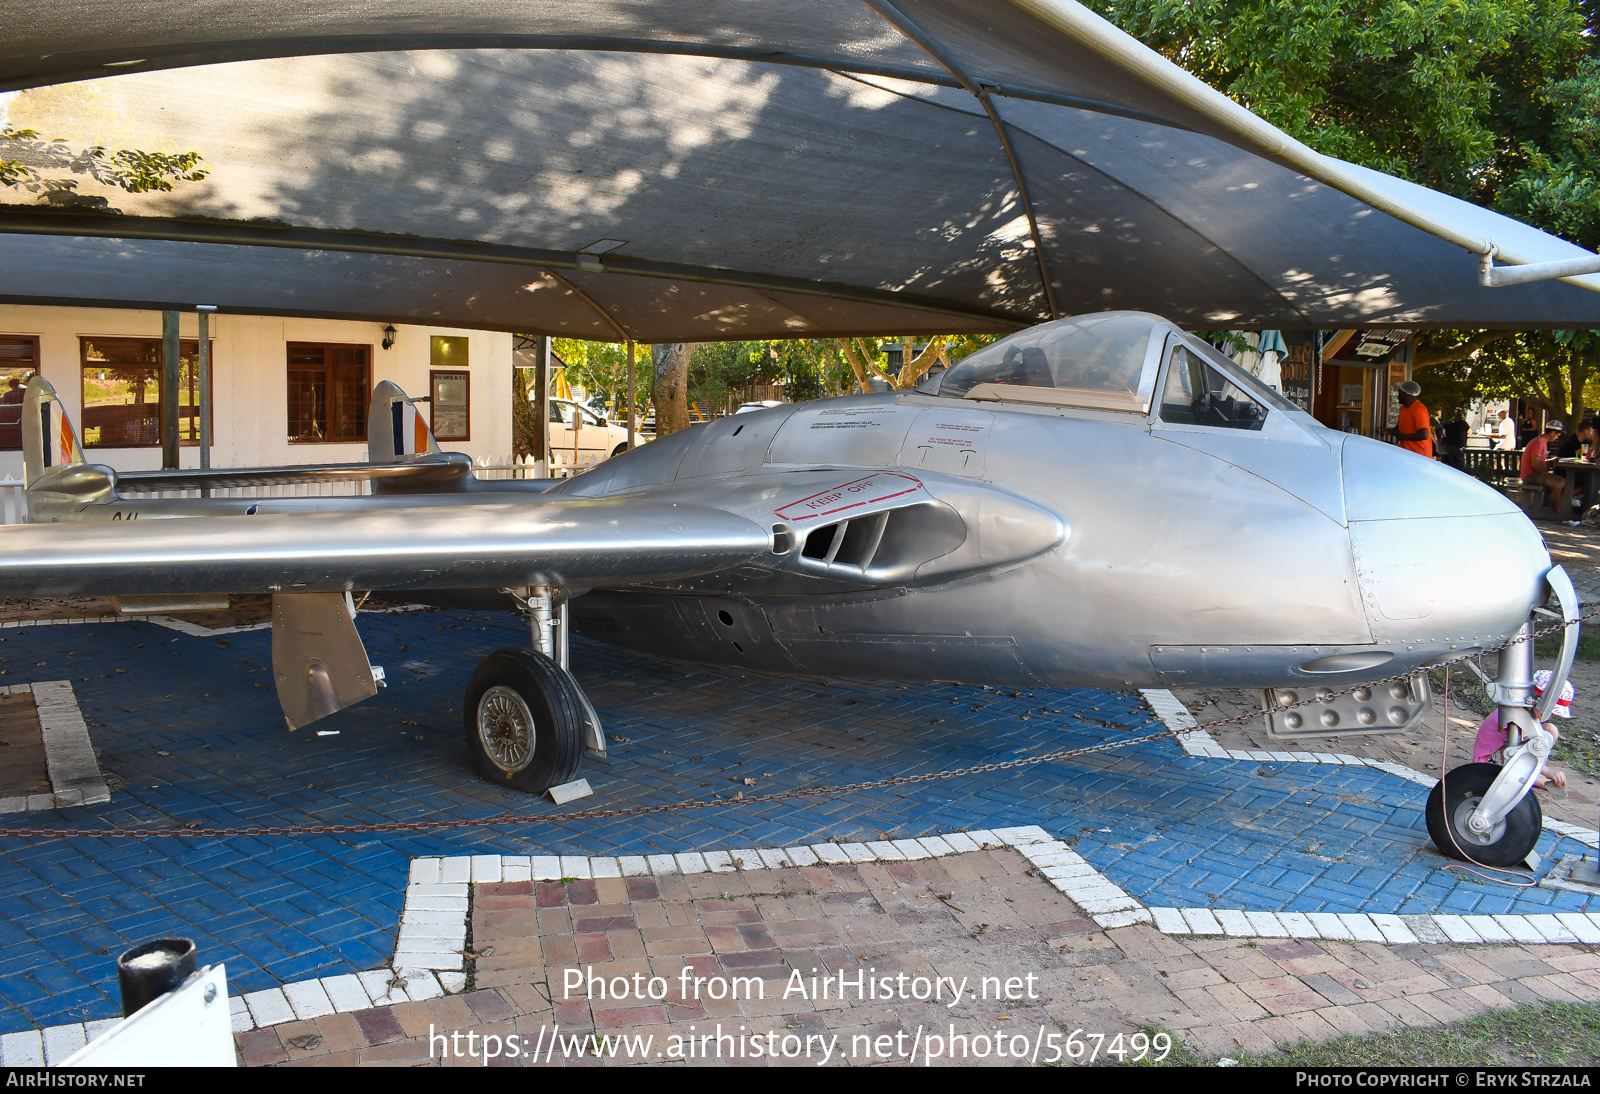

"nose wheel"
[463,647,585,793]
[1425,762,1543,868]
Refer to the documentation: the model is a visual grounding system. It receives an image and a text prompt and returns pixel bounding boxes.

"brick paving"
[0,606,1593,1035]
[0,693,48,798]
[1172,685,1600,830]
[245,848,1600,1067]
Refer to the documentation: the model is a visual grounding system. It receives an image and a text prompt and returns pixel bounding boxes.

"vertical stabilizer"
[22,376,84,487]
[367,380,442,464]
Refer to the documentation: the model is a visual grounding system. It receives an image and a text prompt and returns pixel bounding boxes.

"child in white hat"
[1471,668,1570,790]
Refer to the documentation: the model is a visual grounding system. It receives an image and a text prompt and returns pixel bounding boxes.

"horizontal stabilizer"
[0,497,770,597]
[114,453,474,494]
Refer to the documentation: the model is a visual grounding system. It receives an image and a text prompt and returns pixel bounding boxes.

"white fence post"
[0,478,25,525]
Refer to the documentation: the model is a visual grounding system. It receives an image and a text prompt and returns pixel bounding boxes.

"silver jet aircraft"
[2,311,1576,866]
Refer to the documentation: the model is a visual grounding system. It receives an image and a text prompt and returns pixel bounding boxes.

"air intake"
[795,503,966,583]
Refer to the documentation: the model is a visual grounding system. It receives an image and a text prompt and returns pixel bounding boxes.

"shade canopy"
[1,0,1596,338]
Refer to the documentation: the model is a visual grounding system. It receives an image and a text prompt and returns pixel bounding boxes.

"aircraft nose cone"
[1341,436,1549,649]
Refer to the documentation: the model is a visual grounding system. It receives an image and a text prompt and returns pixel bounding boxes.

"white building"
[0,306,514,479]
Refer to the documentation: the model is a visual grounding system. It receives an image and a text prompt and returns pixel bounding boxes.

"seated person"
[1472,670,1570,790]
[1520,420,1568,513]
[1556,420,1599,505]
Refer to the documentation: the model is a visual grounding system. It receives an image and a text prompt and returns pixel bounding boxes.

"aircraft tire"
[611,442,629,457]
[1425,762,1542,868]
[463,647,585,793]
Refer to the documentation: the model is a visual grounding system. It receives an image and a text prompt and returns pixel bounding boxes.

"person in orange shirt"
[1394,379,1433,458]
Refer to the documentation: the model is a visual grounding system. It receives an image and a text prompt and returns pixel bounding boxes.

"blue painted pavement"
[0,608,1591,1032]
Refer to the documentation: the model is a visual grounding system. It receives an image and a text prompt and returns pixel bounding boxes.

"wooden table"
[1552,458,1596,512]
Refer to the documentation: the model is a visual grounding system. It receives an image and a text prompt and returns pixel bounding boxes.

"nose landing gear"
[1425,565,1578,868]
[1425,761,1543,868]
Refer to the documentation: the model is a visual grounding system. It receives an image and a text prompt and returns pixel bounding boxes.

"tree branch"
[1414,330,1511,369]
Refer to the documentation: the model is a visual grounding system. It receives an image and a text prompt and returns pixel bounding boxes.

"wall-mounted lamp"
[381,324,397,350]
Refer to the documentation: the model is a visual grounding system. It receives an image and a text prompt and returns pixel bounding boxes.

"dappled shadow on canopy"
[0,0,1596,336]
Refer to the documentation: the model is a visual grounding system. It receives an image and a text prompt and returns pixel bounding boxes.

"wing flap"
[0,497,770,597]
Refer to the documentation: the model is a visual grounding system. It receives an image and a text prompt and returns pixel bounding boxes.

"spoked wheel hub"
[478,685,536,774]
[462,647,586,793]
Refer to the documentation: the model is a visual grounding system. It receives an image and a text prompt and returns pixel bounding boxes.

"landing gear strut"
[461,586,606,794]
[1426,566,1579,867]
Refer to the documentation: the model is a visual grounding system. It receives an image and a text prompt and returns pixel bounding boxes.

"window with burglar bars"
[79,337,211,448]
[288,342,369,443]
[0,335,39,451]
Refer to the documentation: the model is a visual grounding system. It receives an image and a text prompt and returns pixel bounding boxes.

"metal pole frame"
[532,335,551,474]
[197,306,216,474]
[160,310,181,470]
[626,341,637,449]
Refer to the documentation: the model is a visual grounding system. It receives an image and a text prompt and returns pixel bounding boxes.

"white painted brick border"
[0,681,109,814]
[11,683,1600,1056]
[0,616,121,631]
[14,820,1600,1058]
[1140,688,1600,850]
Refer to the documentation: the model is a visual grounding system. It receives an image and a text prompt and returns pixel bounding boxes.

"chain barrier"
[0,604,1590,842]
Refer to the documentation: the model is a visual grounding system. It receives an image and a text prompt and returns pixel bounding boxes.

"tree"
[837,337,948,391]
[1081,0,1597,245]
[1496,58,1600,252]
[1415,330,1600,424]
[1,126,208,205]
[511,365,541,460]
[652,343,693,435]
[550,338,651,416]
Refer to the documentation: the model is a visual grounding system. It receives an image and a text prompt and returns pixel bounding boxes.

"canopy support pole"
[196,305,215,475]
[160,310,180,470]
[1479,245,1600,287]
[627,341,636,450]
[541,268,632,344]
[857,0,1061,320]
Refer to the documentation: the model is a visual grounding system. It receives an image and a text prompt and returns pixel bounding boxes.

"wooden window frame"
[79,336,212,449]
[429,368,471,442]
[0,335,41,453]
[287,341,372,444]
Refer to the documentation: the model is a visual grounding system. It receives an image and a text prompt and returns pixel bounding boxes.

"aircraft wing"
[0,496,770,597]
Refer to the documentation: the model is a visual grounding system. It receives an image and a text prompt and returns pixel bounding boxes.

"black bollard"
[116,938,196,1017]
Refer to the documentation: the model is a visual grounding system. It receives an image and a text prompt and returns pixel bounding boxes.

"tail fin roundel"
[367,380,442,464]
[21,376,85,487]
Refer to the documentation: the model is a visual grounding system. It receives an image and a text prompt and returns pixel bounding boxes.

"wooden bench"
[1499,480,1562,520]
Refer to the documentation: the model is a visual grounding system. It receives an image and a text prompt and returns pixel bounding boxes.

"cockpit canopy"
[937,310,1293,423]
[938,311,1157,411]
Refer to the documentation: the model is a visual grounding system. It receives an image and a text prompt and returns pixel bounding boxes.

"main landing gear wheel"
[1425,762,1543,868]
[463,647,584,793]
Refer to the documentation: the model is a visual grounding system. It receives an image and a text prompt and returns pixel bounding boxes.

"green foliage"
[687,340,842,409]
[550,339,647,414]
[0,125,209,199]
[1083,0,1597,246]
[1494,56,1600,250]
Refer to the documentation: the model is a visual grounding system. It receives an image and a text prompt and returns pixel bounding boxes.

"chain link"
[2,605,1590,842]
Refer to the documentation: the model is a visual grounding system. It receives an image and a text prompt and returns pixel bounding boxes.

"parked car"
[549,398,634,464]
[735,400,785,414]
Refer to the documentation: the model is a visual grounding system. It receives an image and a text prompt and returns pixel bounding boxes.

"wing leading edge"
[0,497,771,597]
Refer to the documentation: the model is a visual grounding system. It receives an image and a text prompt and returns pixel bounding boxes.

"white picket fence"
[0,479,23,525]
[0,456,588,524]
